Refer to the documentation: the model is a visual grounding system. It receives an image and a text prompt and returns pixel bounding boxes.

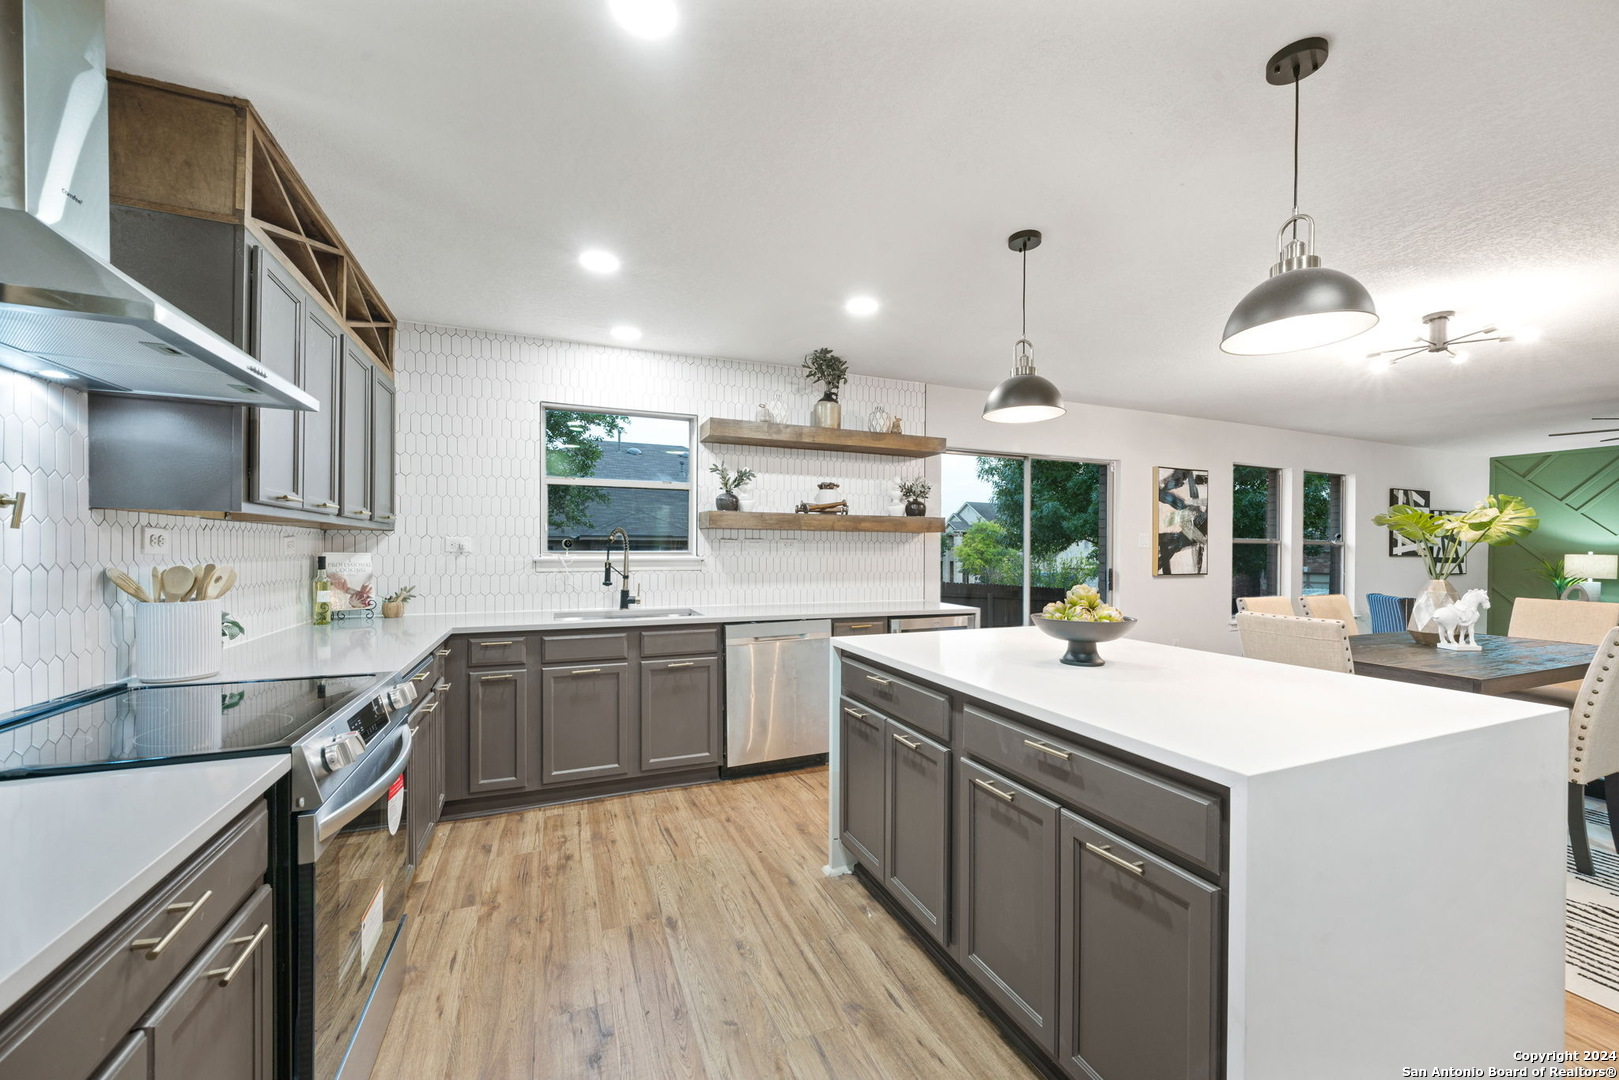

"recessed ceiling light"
[845,296,880,316]
[610,325,643,342]
[579,249,621,274]
[609,0,678,39]
[36,369,73,380]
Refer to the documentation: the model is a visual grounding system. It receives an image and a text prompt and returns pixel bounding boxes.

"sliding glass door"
[940,451,1110,628]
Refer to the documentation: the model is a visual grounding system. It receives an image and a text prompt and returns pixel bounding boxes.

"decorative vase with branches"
[898,477,931,517]
[708,463,756,511]
[802,347,848,428]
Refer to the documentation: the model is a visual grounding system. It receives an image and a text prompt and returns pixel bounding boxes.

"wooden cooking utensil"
[153,567,163,602]
[105,568,152,603]
[161,565,195,603]
[188,563,216,601]
[206,566,238,600]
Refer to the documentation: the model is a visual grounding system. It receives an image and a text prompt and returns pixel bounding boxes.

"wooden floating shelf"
[700,418,945,459]
[698,511,946,534]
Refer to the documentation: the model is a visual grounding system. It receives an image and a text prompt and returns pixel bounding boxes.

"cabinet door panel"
[1059,812,1220,1080]
[300,308,342,516]
[884,719,950,945]
[541,664,633,785]
[370,371,395,526]
[339,345,371,522]
[838,697,885,876]
[468,667,529,793]
[143,884,274,1080]
[249,248,302,508]
[640,656,720,772]
[956,758,1059,1054]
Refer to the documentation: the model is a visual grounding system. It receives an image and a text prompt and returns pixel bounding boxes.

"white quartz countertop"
[208,601,974,683]
[0,755,288,1017]
[834,626,1563,785]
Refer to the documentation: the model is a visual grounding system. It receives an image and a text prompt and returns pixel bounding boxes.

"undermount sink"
[552,607,703,620]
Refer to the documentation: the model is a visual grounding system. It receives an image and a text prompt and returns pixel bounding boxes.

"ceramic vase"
[382,601,405,618]
[1408,578,1459,645]
[715,491,740,511]
[812,394,841,429]
[134,599,224,682]
[905,499,926,517]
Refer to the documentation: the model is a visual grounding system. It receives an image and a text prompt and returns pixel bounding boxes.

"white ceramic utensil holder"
[135,600,224,683]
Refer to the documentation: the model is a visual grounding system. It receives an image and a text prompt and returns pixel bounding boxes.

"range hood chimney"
[0,0,314,410]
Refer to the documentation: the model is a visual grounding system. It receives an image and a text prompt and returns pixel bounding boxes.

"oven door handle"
[311,723,414,847]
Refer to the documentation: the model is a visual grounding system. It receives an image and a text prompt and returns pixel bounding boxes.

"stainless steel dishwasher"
[724,620,833,771]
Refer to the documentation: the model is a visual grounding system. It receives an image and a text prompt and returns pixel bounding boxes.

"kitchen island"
[828,626,1566,1079]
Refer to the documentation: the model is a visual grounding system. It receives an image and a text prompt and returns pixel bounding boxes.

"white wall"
[926,384,1490,653]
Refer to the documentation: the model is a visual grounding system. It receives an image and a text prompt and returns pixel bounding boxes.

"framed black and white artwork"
[1388,487,1431,557]
[1154,466,1209,576]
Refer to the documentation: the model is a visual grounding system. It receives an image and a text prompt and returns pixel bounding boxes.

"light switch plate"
[282,534,297,555]
[140,526,171,555]
[446,537,473,554]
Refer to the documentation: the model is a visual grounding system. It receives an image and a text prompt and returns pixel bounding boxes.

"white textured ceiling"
[105,0,1619,453]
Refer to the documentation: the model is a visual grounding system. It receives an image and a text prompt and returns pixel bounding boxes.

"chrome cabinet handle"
[1085,842,1145,876]
[842,706,867,719]
[864,675,892,687]
[478,640,515,647]
[131,889,213,958]
[204,923,270,986]
[1023,738,1072,762]
[273,493,302,502]
[479,673,515,681]
[665,661,695,669]
[434,648,452,657]
[434,680,451,692]
[892,732,921,751]
[569,668,602,676]
[971,777,1014,803]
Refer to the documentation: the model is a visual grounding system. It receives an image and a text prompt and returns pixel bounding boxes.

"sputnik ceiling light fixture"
[982,229,1065,424]
[1550,419,1619,444]
[1221,37,1378,355]
[1365,311,1513,366]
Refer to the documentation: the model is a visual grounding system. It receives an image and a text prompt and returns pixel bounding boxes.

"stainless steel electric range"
[0,670,428,1080]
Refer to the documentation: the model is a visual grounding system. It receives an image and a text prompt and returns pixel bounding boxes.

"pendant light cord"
[1021,245,1028,338]
[1290,65,1300,237]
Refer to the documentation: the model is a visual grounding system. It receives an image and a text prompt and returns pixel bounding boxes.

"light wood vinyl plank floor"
[373,767,1619,1077]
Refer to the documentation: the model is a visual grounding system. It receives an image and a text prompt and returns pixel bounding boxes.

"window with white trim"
[542,406,695,553]
[1302,471,1345,595]
[1232,464,1282,614]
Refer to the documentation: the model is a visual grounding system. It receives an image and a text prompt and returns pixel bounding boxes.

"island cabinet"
[838,699,886,876]
[882,719,951,946]
[406,646,452,865]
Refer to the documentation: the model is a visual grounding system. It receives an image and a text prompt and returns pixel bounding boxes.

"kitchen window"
[542,406,695,554]
[1232,465,1283,614]
[1302,470,1345,596]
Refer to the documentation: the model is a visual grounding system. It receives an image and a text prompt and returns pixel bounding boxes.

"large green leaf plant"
[1372,495,1539,580]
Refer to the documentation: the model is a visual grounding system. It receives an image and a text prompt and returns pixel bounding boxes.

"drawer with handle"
[961,705,1223,875]
[840,657,950,741]
[464,635,528,667]
[832,619,887,637]
[406,653,439,689]
[640,627,719,659]
[0,802,269,1080]
[540,632,629,665]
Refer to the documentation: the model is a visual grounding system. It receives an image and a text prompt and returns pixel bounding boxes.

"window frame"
[539,402,699,562]
[1301,470,1346,596]
[1231,464,1284,615]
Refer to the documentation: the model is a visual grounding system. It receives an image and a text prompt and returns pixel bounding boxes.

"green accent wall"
[1488,446,1619,633]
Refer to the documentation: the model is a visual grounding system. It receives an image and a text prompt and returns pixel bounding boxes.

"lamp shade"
[1566,552,1619,580]
[1221,266,1379,355]
[983,373,1065,424]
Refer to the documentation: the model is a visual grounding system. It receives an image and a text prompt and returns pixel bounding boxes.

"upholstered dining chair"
[1508,598,1619,708]
[1299,593,1357,627]
[1366,593,1414,634]
[1236,595,1296,616]
[1567,625,1619,875]
[1235,612,1355,674]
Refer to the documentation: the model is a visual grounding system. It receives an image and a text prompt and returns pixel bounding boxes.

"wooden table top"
[1348,632,1597,695]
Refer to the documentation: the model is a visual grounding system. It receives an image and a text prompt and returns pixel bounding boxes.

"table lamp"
[1563,552,1619,601]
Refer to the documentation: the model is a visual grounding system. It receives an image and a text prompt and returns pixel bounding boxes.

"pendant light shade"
[1221,38,1377,355]
[984,230,1065,424]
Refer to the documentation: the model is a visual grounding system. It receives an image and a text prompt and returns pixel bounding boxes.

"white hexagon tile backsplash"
[0,324,932,713]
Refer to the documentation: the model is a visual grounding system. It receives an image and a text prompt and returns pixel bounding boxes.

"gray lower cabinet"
[956,758,1061,1055]
[468,666,530,794]
[89,1034,149,1080]
[300,307,343,517]
[141,884,275,1080]
[839,698,885,876]
[639,656,721,772]
[407,692,445,865]
[339,344,372,523]
[370,370,396,526]
[884,719,950,945]
[248,246,303,510]
[1058,813,1220,1080]
[540,663,633,786]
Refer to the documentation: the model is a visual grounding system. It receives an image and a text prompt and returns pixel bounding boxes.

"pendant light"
[1220,37,1377,355]
[983,229,1065,423]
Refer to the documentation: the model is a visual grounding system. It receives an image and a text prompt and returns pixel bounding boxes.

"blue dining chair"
[1367,593,1414,633]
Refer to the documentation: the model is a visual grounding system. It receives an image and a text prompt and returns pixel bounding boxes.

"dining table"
[1347,632,1597,696]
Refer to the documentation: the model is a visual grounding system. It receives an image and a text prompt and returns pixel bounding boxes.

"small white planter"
[134,600,224,683]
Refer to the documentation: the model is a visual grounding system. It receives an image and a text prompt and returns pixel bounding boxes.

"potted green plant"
[381,585,418,619]
[1530,556,1590,600]
[709,463,756,511]
[897,477,931,517]
[1372,495,1538,642]
[802,347,848,428]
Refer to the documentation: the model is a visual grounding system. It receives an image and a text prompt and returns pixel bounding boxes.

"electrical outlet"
[776,538,801,553]
[282,534,296,555]
[140,526,171,555]
[445,537,473,554]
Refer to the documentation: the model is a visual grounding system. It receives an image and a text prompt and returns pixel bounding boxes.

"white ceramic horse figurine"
[1432,588,1490,651]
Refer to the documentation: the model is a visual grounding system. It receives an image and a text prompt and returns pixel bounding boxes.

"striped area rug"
[1568,802,1619,1010]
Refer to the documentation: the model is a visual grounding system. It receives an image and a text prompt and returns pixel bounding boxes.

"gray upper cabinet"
[956,758,1061,1055]
[839,698,885,876]
[639,655,720,772]
[339,343,373,523]
[1058,812,1220,1080]
[370,370,396,527]
[468,666,530,794]
[300,306,344,517]
[248,246,303,510]
[884,718,950,946]
[540,663,633,786]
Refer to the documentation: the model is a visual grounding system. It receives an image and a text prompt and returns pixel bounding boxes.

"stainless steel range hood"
[0,0,314,410]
